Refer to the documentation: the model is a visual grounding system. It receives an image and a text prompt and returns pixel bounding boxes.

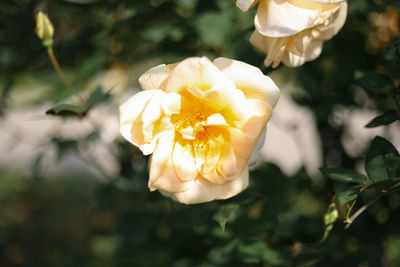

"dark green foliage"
[355,71,396,94]
[365,137,400,189]
[46,86,110,117]
[385,37,400,80]
[365,111,400,128]
[212,204,239,232]
[320,167,367,183]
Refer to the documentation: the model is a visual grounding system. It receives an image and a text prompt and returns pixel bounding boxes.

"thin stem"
[393,94,400,116]
[388,181,400,191]
[47,48,85,105]
[345,199,357,221]
[344,193,384,229]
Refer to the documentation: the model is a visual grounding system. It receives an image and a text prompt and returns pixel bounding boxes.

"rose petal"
[236,0,259,12]
[141,90,164,140]
[250,30,268,53]
[165,58,253,122]
[172,141,198,182]
[139,64,170,90]
[173,178,219,204]
[161,92,181,116]
[228,128,256,174]
[150,159,194,193]
[149,130,175,186]
[173,166,249,204]
[315,2,347,41]
[241,98,272,139]
[213,57,280,107]
[217,143,237,179]
[195,139,225,184]
[282,39,323,67]
[205,113,228,127]
[120,90,161,155]
[165,57,235,94]
[149,132,194,193]
[248,127,266,167]
[217,166,249,200]
[255,0,340,38]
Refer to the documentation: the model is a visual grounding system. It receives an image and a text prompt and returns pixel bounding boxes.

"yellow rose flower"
[119,57,280,204]
[237,0,348,68]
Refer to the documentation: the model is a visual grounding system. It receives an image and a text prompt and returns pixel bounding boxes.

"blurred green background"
[1,0,400,266]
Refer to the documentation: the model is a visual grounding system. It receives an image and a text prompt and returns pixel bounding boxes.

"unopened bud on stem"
[35,11,54,49]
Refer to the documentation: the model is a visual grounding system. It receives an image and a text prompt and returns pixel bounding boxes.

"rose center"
[172,110,209,140]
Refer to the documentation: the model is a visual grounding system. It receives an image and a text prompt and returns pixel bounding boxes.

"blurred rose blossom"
[237,0,347,67]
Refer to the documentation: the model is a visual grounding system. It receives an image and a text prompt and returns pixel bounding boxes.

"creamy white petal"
[150,159,195,193]
[173,166,249,204]
[213,57,280,107]
[173,178,220,204]
[250,30,268,53]
[139,64,170,90]
[161,92,181,115]
[303,40,323,61]
[217,143,237,179]
[217,166,249,200]
[248,127,266,167]
[236,0,259,12]
[120,90,160,155]
[166,57,251,118]
[149,130,175,186]
[205,113,228,127]
[165,57,235,94]
[228,128,256,174]
[149,133,194,192]
[241,98,272,139]
[172,141,198,182]
[255,0,321,37]
[281,52,307,68]
[195,139,225,184]
[186,85,231,112]
[315,2,347,41]
[141,90,164,140]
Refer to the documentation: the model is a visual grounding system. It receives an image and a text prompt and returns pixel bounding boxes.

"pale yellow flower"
[120,57,280,204]
[237,0,348,68]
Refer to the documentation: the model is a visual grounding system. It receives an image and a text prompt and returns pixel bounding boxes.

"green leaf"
[86,86,111,109]
[385,37,400,80]
[46,86,111,118]
[237,241,287,265]
[367,179,400,191]
[354,71,395,94]
[366,112,400,128]
[365,136,400,184]
[320,167,367,183]
[336,185,361,204]
[46,103,88,117]
[212,204,239,232]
